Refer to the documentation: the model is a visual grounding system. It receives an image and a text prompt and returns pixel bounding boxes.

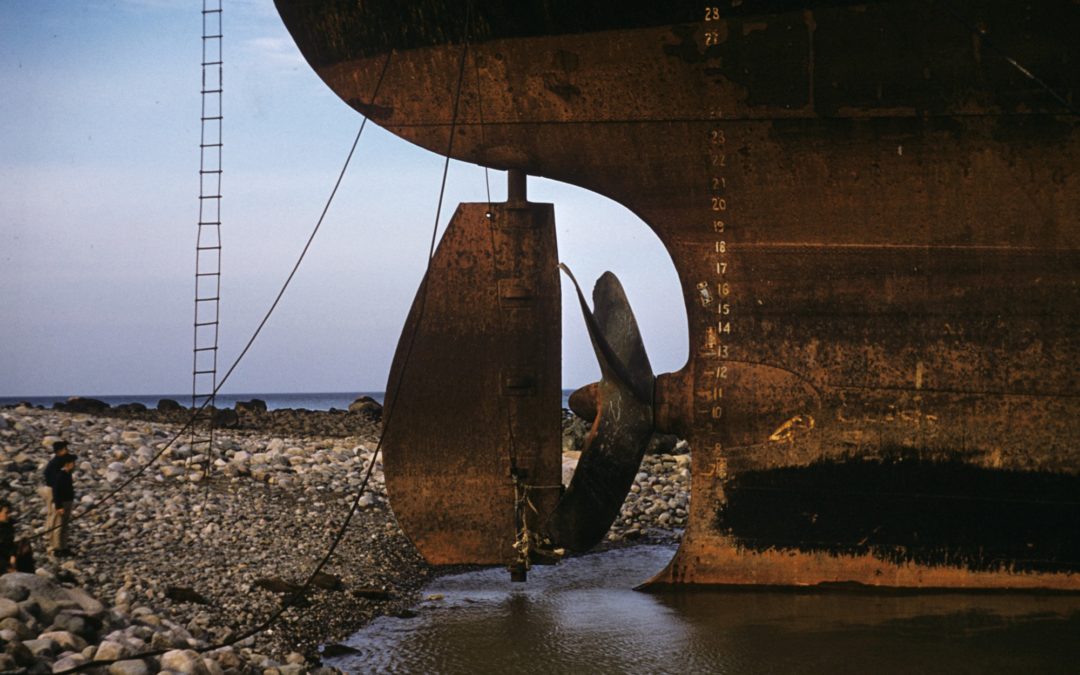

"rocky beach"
[0,401,689,674]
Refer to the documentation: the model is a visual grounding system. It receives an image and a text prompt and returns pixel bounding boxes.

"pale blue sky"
[1,0,687,397]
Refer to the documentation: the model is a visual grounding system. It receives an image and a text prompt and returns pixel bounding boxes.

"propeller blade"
[546,266,656,552]
[591,271,654,401]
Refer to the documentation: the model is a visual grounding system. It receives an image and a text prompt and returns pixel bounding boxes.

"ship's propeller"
[545,265,656,552]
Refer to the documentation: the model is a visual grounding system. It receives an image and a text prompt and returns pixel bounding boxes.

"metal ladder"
[192,0,223,470]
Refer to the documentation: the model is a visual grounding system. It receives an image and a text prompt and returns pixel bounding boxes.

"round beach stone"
[21,638,58,657]
[108,659,150,675]
[95,640,130,662]
[52,654,88,673]
[38,630,87,652]
[160,648,210,675]
[0,598,18,620]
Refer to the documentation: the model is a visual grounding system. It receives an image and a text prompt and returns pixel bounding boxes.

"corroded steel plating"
[277,1,1080,589]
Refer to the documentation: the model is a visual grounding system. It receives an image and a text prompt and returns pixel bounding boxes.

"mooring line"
[57,2,483,669]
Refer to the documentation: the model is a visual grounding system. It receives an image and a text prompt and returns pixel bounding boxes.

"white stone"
[161,649,210,675]
[38,631,87,652]
[107,659,150,675]
[95,640,129,661]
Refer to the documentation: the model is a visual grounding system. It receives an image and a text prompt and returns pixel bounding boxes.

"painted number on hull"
[699,7,736,433]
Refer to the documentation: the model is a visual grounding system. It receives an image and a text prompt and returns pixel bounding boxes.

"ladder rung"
[195,26,222,401]
[202,9,222,14]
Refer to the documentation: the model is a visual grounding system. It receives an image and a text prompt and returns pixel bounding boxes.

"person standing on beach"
[41,440,69,524]
[48,455,77,556]
[0,501,14,570]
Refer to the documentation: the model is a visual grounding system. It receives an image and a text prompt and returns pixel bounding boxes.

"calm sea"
[1,391,577,411]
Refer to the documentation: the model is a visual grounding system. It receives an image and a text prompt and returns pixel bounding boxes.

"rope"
[58,1,481,669]
[50,49,394,673]
[52,3,1078,670]
[471,33,493,216]
[32,54,394,548]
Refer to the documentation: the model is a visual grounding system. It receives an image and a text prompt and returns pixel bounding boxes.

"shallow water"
[327,545,1080,674]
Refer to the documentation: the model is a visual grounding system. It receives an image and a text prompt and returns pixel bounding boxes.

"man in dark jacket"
[48,455,77,556]
[41,440,69,525]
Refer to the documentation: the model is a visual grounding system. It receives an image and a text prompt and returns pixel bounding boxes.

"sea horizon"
[0,390,578,412]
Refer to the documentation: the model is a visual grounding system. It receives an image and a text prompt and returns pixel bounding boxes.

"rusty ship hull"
[276,1,1080,589]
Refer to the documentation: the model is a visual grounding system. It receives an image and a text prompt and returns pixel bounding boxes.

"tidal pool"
[326,545,1080,674]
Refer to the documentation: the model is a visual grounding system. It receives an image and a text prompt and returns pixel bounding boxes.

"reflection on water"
[326,545,1080,674]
